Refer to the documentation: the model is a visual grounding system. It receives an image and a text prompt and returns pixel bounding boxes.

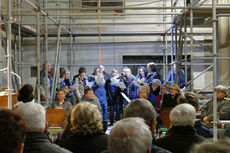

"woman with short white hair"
[156,104,205,153]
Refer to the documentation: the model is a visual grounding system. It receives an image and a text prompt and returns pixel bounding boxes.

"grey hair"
[108,117,152,153]
[215,85,227,93]
[124,99,156,126]
[16,102,46,132]
[152,79,162,86]
[192,138,230,153]
[170,103,196,126]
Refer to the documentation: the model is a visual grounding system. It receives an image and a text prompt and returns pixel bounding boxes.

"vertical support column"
[184,12,188,90]
[18,0,22,83]
[171,25,174,82]
[44,0,49,106]
[163,35,166,81]
[212,0,218,141]
[7,0,13,109]
[190,8,194,91]
[166,33,168,79]
[98,0,102,65]
[50,24,61,103]
[36,1,41,104]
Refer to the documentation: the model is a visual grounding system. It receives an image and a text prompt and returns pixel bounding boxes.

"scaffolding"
[0,0,230,140]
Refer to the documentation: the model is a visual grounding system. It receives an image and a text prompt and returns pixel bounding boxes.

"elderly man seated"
[156,103,205,153]
[16,102,72,153]
[124,99,171,153]
[108,117,152,153]
[201,85,230,125]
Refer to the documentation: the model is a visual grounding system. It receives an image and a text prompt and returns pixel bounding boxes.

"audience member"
[146,62,161,86]
[60,85,76,106]
[17,84,34,103]
[0,109,26,153]
[81,87,101,112]
[60,102,108,153]
[138,86,157,111]
[15,84,35,109]
[16,102,71,153]
[150,79,161,96]
[124,99,171,153]
[49,89,72,117]
[201,85,230,126]
[73,67,88,102]
[108,117,152,153]
[161,84,181,108]
[156,103,205,153]
[177,92,212,138]
[191,138,230,153]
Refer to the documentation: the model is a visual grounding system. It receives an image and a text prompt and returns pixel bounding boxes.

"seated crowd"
[0,62,230,153]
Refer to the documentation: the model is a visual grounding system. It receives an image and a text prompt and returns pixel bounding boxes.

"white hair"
[16,102,46,132]
[108,117,152,153]
[124,99,156,126]
[215,85,227,93]
[152,79,162,86]
[170,103,196,126]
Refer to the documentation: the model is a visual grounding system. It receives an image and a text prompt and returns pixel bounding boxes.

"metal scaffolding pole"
[171,25,174,82]
[7,0,13,109]
[212,0,218,141]
[184,12,188,89]
[44,0,49,106]
[23,0,71,35]
[18,0,22,83]
[36,0,41,104]
[190,7,194,91]
[50,24,61,103]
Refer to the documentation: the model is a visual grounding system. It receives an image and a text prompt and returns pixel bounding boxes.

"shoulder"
[49,143,73,153]
[151,144,172,153]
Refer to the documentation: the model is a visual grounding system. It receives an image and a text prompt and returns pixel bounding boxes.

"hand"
[97,83,101,86]
[202,116,209,123]
[121,88,125,91]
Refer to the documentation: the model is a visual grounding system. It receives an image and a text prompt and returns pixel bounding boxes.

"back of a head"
[177,92,199,108]
[17,84,34,103]
[170,103,196,127]
[16,102,46,132]
[0,109,26,153]
[192,138,230,153]
[109,117,152,153]
[70,102,103,136]
[124,99,156,126]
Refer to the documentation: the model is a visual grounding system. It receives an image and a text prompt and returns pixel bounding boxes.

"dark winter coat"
[60,134,108,153]
[161,94,180,108]
[23,132,72,153]
[156,126,205,153]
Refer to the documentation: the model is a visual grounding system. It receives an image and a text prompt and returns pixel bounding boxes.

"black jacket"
[23,132,71,153]
[156,126,205,153]
[161,94,179,108]
[60,134,108,153]
[152,138,172,153]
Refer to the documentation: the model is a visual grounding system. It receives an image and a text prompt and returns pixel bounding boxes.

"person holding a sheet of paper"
[91,67,108,124]
[106,69,121,126]
[73,67,88,102]
[120,68,135,106]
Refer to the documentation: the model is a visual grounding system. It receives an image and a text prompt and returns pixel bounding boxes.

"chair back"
[46,109,65,127]
[160,107,173,128]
